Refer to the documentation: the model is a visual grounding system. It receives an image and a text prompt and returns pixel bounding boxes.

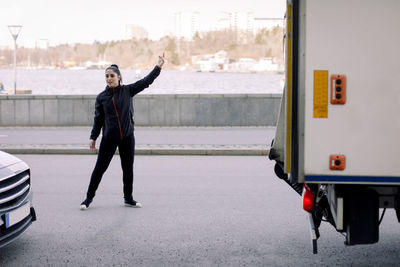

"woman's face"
[105,69,120,88]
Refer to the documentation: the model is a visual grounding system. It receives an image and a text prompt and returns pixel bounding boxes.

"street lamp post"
[8,25,22,95]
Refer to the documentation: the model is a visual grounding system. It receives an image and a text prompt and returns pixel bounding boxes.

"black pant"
[86,134,135,199]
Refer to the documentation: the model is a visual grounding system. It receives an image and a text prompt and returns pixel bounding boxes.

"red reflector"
[303,185,314,212]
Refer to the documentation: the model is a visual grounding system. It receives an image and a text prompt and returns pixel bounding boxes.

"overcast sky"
[0,0,285,48]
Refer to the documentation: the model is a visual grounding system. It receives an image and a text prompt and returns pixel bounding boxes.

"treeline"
[0,27,283,69]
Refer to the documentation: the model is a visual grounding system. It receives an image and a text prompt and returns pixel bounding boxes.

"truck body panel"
[302,0,400,181]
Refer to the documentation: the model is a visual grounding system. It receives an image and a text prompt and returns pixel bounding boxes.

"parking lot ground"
[0,155,399,266]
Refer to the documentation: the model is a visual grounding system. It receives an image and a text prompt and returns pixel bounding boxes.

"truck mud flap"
[345,189,379,245]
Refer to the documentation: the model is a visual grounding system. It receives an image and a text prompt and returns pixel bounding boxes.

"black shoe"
[80,198,93,210]
[124,197,142,208]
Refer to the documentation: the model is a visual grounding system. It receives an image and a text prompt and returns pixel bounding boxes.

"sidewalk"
[0,126,275,156]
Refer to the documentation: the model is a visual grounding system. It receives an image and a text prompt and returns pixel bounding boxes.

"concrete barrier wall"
[0,94,282,126]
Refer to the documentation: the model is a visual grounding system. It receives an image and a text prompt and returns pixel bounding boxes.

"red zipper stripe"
[112,88,123,140]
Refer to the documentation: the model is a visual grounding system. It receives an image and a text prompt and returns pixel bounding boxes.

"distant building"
[125,25,148,40]
[218,11,255,32]
[218,12,284,34]
[192,50,283,73]
[231,11,255,32]
[174,11,200,40]
[218,12,231,30]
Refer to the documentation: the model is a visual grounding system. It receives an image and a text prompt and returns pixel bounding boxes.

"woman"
[80,54,165,210]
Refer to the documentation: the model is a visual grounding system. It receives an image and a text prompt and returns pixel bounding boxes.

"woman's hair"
[105,64,122,85]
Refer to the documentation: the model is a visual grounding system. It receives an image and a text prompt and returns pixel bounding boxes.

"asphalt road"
[0,126,275,146]
[0,155,399,266]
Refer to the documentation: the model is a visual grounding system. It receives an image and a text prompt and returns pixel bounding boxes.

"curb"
[1,148,270,156]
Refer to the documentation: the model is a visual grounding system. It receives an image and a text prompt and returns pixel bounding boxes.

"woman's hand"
[157,52,165,69]
[89,139,96,151]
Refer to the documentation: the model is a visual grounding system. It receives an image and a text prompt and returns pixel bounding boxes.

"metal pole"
[7,25,22,95]
[13,39,17,94]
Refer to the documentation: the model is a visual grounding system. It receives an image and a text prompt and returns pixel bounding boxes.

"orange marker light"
[330,155,346,170]
[330,74,346,105]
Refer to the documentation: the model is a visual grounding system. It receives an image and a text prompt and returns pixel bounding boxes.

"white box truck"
[269,0,400,253]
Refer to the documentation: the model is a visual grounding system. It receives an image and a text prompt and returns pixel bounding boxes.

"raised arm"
[127,53,165,96]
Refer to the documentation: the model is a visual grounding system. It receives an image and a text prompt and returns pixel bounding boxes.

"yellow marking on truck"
[285,3,293,173]
[313,70,329,118]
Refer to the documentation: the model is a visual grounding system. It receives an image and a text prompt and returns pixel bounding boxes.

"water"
[0,69,283,95]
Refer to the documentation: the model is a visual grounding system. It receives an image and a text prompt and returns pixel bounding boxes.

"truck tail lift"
[269,0,400,254]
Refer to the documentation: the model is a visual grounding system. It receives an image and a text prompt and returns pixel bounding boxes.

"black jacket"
[90,66,161,142]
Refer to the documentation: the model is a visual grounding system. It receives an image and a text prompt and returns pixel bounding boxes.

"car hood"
[0,151,22,169]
